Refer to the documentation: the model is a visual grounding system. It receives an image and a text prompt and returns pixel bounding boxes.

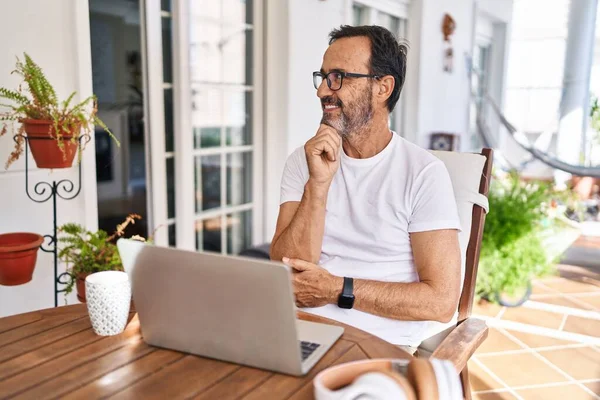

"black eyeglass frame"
[313,70,380,91]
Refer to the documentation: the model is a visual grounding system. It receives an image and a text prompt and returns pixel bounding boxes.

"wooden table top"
[0,304,411,399]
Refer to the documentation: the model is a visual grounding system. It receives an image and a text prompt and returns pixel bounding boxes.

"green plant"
[57,214,143,295]
[477,232,550,298]
[0,53,119,169]
[476,171,555,300]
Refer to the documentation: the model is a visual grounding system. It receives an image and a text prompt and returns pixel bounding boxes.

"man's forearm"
[271,180,330,263]
[326,278,458,323]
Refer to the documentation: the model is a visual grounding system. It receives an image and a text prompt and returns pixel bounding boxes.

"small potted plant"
[476,172,555,306]
[58,214,144,303]
[0,53,119,169]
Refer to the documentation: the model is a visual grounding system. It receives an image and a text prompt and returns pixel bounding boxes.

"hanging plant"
[0,53,119,169]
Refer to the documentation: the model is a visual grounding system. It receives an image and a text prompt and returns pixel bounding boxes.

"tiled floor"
[469,327,600,399]
[469,234,600,399]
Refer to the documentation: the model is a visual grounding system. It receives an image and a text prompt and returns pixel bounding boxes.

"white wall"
[0,0,96,317]
[286,0,347,155]
[478,0,513,22]
[263,0,513,240]
[264,0,346,240]
[411,0,476,150]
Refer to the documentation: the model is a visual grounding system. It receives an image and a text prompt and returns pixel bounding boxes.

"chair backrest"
[419,148,493,351]
[431,148,493,321]
[456,148,493,322]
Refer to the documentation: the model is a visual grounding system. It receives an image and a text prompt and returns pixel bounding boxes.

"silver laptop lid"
[117,238,305,375]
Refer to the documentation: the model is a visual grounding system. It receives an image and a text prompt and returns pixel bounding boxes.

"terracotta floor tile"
[505,330,575,348]
[540,278,600,294]
[472,392,518,400]
[581,278,600,289]
[473,300,504,318]
[516,384,597,400]
[573,235,600,248]
[572,294,600,310]
[557,265,600,286]
[583,381,600,395]
[563,316,600,337]
[477,353,568,387]
[476,329,524,354]
[500,307,564,329]
[468,360,505,392]
[538,347,600,380]
[531,281,559,295]
[532,295,597,310]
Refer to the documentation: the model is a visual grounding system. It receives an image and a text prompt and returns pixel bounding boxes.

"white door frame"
[252,0,265,248]
[141,0,169,246]
[75,0,100,232]
[172,0,195,250]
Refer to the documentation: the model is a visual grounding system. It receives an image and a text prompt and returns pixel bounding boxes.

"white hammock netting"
[477,93,600,179]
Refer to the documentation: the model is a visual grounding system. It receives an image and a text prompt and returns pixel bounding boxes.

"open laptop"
[116,238,344,376]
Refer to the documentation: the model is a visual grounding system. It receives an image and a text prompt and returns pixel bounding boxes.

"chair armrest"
[430,318,488,372]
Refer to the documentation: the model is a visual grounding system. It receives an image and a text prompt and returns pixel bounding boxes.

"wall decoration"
[442,13,456,73]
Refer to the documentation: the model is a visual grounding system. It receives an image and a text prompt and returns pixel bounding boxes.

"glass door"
[142,0,263,252]
[189,0,263,255]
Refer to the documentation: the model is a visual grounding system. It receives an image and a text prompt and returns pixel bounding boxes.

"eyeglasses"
[313,70,379,91]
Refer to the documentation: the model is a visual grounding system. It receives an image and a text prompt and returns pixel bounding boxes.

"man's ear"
[376,75,395,105]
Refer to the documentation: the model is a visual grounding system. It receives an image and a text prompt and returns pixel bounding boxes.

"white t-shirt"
[279,132,461,346]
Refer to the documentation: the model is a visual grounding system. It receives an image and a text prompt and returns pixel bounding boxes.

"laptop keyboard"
[300,341,321,361]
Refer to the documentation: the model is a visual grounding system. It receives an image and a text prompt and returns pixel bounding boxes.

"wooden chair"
[240,148,494,399]
[419,148,494,399]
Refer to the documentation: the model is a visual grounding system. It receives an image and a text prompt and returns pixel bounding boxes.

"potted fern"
[0,53,118,169]
[58,214,143,303]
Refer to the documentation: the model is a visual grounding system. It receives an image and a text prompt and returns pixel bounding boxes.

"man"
[270,25,461,352]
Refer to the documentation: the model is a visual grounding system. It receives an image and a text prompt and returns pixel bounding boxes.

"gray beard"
[320,90,373,137]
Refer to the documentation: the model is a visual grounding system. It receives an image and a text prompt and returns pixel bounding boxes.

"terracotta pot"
[22,119,78,169]
[76,272,91,303]
[0,233,44,286]
[494,281,533,308]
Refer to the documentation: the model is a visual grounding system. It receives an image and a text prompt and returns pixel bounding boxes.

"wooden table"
[0,304,411,399]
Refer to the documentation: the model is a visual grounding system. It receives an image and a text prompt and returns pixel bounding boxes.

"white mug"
[85,271,132,336]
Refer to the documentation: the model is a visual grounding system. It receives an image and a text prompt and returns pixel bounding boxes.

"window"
[353,4,365,25]
[470,43,492,151]
[351,1,408,136]
[469,14,495,152]
[161,2,177,246]
[189,0,259,255]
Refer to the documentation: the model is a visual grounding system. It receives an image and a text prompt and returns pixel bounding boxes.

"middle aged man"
[270,25,461,353]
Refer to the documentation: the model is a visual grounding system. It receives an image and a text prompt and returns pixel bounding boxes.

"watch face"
[338,294,355,309]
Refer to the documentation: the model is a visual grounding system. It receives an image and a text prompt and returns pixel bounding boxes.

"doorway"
[89,0,148,238]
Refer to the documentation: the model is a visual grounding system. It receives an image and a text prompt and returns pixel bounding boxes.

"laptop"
[116,238,344,376]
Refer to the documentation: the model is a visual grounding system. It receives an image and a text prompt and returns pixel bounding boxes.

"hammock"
[477,92,600,178]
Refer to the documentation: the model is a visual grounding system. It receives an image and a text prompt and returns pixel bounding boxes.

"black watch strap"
[338,277,355,309]
[343,276,353,295]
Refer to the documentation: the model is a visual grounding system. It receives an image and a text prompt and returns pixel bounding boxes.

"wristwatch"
[337,277,355,309]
